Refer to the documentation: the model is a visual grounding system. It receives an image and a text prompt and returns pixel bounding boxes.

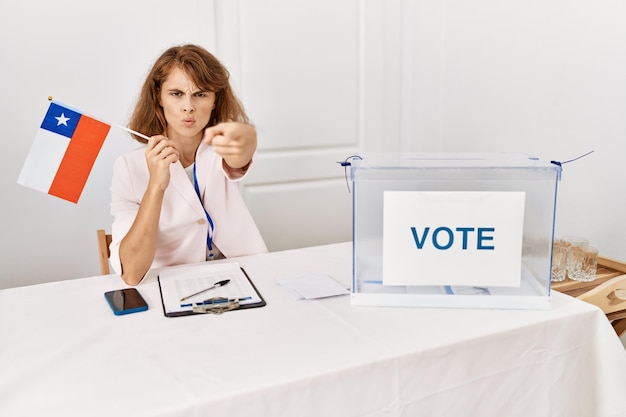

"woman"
[109,44,267,285]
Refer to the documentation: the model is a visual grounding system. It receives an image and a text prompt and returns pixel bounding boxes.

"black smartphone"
[104,288,148,315]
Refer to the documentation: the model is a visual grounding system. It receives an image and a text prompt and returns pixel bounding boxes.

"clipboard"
[157,262,266,317]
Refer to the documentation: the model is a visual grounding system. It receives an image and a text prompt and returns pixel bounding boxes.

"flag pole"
[112,123,151,141]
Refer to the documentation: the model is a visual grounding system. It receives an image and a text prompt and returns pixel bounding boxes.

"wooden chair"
[97,229,112,275]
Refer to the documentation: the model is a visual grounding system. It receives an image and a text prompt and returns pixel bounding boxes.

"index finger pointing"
[203,125,220,144]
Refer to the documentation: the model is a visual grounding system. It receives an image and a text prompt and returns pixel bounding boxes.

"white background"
[1,0,625,289]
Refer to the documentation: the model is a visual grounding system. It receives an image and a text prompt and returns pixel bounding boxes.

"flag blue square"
[40,102,81,138]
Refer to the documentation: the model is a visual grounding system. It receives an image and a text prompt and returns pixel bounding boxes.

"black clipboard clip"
[191,297,241,315]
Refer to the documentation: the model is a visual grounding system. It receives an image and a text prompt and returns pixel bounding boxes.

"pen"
[179,279,231,302]
[180,296,252,308]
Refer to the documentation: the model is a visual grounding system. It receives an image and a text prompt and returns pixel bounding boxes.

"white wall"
[1,0,381,289]
[402,0,626,261]
[233,0,401,252]
[0,0,219,288]
[2,0,625,289]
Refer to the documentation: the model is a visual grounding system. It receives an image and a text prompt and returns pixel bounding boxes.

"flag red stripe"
[48,115,110,203]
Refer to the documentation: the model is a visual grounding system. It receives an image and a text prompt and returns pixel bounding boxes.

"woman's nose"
[182,97,195,113]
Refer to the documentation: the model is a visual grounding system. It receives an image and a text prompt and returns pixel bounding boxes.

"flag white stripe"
[17,129,69,193]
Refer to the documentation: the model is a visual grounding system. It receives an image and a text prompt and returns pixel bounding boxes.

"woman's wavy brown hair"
[128,44,249,143]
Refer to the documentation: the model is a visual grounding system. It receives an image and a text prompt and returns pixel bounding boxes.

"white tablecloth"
[1,243,625,417]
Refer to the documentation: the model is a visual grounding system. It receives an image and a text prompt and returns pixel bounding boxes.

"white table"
[1,243,626,417]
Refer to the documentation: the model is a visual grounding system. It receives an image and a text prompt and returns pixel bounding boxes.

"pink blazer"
[109,141,267,276]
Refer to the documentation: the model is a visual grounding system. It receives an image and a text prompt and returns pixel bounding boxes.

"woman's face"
[159,66,216,142]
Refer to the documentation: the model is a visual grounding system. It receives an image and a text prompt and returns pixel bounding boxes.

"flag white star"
[55,113,70,126]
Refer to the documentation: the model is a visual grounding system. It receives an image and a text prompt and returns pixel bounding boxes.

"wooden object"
[97,229,112,275]
[552,256,626,337]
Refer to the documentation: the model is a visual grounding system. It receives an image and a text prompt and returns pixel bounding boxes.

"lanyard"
[192,163,215,259]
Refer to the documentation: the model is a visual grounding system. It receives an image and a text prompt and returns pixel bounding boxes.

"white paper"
[277,273,349,300]
[382,191,525,287]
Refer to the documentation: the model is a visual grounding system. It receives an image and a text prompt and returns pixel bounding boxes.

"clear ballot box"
[349,153,562,309]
